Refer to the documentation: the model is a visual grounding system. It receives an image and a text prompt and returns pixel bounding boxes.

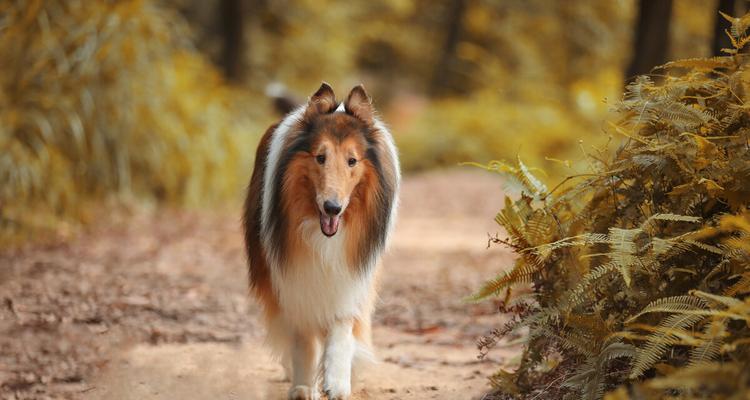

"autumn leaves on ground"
[0,169,518,400]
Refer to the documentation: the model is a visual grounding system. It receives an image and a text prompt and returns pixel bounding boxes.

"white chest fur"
[270,219,373,330]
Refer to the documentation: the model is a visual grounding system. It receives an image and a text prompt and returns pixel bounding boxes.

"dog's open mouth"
[319,213,340,237]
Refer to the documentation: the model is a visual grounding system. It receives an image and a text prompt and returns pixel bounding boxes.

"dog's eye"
[347,158,357,167]
[316,154,326,165]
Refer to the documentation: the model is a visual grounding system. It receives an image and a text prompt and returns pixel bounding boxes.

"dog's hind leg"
[265,312,292,379]
[351,314,375,387]
[351,276,378,387]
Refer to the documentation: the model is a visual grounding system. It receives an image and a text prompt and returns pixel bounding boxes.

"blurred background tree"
[626,0,673,82]
[0,0,738,243]
[218,0,246,82]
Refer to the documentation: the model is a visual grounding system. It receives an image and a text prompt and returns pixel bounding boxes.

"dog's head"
[288,83,379,238]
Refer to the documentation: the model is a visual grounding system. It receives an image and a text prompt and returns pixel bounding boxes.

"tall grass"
[0,0,260,243]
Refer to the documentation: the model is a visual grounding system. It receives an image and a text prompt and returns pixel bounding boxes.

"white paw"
[323,375,351,400]
[288,385,319,400]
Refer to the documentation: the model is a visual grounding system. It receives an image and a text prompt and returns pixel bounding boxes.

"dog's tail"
[265,82,302,116]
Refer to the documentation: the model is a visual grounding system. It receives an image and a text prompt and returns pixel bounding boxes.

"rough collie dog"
[243,83,400,400]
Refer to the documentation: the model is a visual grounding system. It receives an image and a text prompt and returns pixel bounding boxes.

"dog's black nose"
[323,200,342,216]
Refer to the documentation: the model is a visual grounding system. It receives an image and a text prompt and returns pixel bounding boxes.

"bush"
[474,13,750,400]
[0,0,260,244]
[397,90,602,173]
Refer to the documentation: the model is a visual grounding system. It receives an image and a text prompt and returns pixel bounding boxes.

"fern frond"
[663,56,736,71]
[629,313,706,378]
[607,227,641,287]
[691,290,744,309]
[495,197,534,248]
[725,272,750,296]
[524,215,554,249]
[688,320,726,366]
[645,213,702,224]
[626,295,708,323]
[653,101,714,130]
[627,323,704,345]
[516,156,547,197]
[465,258,538,302]
[564,341,635,400]
[681,239,724,255]
[599,341,637,364]
[556,329,598,357]
[725,236,750,253]
[702,259,730,284]
[721,11,750,45]
[566,262,620,308]
[463,158,547,198]
[530,233,609,255]
[526,307,562,342]
[630,154,667,172]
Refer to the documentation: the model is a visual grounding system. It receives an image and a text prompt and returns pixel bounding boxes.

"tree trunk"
[219,0,245,83]
[625,0,673,83]
[429,0,467,96]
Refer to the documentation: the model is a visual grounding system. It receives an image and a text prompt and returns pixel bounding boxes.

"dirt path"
[1,169,517,400]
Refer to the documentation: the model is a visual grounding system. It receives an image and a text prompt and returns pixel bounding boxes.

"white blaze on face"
[312,133,361,238]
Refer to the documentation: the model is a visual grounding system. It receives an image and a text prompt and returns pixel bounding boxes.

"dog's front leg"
[289,331,320,400]
[322,319,355,399]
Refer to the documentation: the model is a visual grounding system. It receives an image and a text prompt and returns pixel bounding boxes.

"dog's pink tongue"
[320,214,340,236]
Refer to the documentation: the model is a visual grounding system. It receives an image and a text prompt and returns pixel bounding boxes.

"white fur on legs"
[289,331,320,400]
[322,320,355,399]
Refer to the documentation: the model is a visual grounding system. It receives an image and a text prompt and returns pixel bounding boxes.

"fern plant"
[475,12,750,400]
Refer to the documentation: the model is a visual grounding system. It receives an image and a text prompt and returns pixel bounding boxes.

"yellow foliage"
[474,13,750,400]
[0,0,261,244]
[396,89,613,178]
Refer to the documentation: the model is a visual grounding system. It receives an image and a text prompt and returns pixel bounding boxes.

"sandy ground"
[1,169,518,400]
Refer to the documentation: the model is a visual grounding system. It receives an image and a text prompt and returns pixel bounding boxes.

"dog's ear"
[304,82,337,118]
[344,84,374,124]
